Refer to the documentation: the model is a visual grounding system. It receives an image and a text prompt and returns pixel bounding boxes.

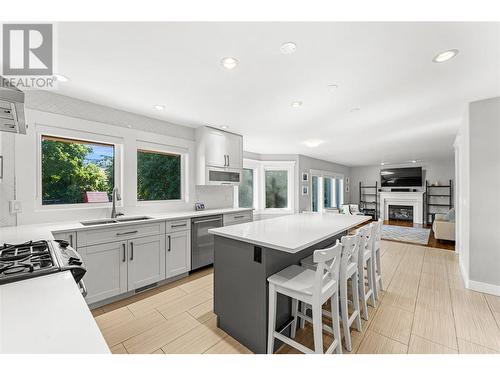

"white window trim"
[35,125,123,211]
[309,169,345,212]
[135,140,189,205]
[240,158,295,214]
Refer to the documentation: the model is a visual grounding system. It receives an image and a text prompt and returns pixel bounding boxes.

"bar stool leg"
[367,257,377,306]
[299,302,307,329]
[340,276,352,351]
[331,291,342,354]
[352,271,362,332]
[312,302,324,354]
[376,249,384,291]
[359,266,369,320]
[267,284,277,354]
[291,298,298,339]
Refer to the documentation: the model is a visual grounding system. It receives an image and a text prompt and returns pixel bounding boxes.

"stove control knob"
[57,240,70,248]
[68,257,82,266]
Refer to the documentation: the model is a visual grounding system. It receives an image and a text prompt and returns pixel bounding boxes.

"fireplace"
[388,205,414,221]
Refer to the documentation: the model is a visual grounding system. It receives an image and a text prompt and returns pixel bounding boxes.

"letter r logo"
[2,24,53,75]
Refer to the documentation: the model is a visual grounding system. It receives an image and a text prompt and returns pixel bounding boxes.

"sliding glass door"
[310,172,344,212]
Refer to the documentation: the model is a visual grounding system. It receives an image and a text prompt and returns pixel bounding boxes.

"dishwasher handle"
[192,217,222,225]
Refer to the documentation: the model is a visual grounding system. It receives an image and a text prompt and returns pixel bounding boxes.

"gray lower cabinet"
[166,230,190,278]
[78,234,165,304]
[127,235,166,290]
[78,241,128,304]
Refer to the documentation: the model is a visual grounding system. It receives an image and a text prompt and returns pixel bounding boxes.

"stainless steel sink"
[80,216,153,226]
[80,219,118,226]
[115,216,153,222]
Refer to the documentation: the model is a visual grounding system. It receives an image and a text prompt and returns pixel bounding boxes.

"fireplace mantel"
[379,191,424,224]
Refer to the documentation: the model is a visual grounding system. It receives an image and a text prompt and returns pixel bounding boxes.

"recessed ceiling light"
[328,84,338,90]
[411,160,417,163]
[350,107,360,112]
[153,105,165,111]
[381,162,386,166]
[221,57,238,70]
[302,139,325,148]
[53,74,69,82]
[291,101,303,108]
[280,42,297,55]
[220,125,229,129]
[433,49,459,63]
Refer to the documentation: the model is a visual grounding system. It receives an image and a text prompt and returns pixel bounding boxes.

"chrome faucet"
[111,187,124,218]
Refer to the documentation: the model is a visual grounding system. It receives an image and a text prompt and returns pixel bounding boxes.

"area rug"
[381,225,431,245]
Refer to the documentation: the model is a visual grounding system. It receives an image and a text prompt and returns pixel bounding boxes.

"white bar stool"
[356,225,376,320]
[300,233,363,352]
[370,219,384,299]
[267,241,343,354]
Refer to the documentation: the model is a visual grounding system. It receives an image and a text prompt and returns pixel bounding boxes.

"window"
[41,136,115,205]
[137,149,181,201]
[265,170,288,208]
[238,168,254,208]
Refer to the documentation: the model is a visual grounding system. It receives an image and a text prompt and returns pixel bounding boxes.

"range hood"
[0,76,26,134]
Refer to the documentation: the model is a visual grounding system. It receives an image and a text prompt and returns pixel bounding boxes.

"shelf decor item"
[302,172,309,182]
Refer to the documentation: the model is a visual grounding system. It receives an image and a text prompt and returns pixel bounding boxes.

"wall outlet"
[9,200,22,214]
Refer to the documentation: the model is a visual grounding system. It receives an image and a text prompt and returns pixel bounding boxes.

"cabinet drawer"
[223,211,253,226]
[77,222,165,247]
[166,219,191,233]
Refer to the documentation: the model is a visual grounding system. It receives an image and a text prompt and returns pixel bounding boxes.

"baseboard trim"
[467,279,500,296]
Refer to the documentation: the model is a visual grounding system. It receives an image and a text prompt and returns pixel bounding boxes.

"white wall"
[467,97,500,293]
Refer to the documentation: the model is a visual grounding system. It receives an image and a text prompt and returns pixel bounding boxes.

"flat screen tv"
[380,167,422,187]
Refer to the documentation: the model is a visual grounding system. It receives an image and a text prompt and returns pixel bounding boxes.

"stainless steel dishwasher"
[191,215,223,270]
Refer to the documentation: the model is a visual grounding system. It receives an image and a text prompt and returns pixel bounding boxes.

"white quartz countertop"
[0,271,110,354]
[0,207,253,244]
[209,213,371,253]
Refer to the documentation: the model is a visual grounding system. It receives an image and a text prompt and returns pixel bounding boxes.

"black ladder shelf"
[359,181,378,220]
[424,179,453,225]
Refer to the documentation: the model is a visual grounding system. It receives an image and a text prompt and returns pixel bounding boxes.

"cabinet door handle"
[130,242,134,261]
[171,223,187,228]
[167,235,171,252]
[227,155,229,167]
[234,215,245,219]
[69,234,74,248]
[223,154,227,167]
[116,230,138,236]
[122,243,126,262]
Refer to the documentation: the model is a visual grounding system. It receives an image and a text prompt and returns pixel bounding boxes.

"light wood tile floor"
[93,241,500,354]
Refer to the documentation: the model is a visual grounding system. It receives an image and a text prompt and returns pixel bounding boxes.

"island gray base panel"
[213,233,345,354]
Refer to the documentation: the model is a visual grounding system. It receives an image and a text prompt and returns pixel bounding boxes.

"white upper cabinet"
[196,126,243,185]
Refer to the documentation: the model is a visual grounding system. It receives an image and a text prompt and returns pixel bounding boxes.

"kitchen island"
[209,213,370,354]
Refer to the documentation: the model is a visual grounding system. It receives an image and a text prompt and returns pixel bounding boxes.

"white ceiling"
[54,22,499,166]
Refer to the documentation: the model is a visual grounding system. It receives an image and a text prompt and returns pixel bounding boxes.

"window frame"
[36,129,123,210]
[135,145,186,205]
[237,159,295,214]
[135,140,188,205]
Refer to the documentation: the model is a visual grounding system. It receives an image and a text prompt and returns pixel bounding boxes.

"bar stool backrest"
[312,240,342,298]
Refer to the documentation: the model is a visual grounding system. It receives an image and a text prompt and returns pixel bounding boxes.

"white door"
[205,129,227,167]
[78,241,128,304]
[127,235,166,291]
[225,132,243,169]
[166,230,191,278]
